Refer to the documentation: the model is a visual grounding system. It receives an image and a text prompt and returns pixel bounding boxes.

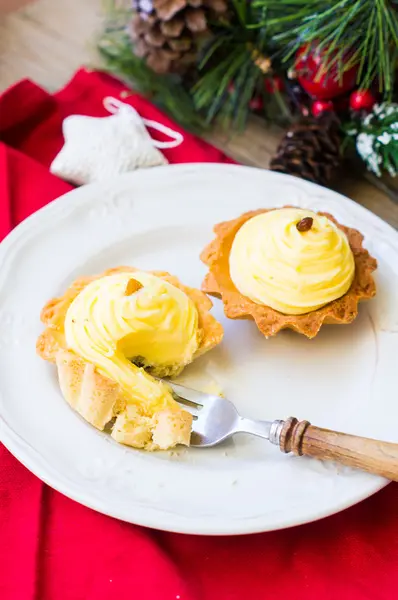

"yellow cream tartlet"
[37,267,223,450]
[201,208,377,338]
[229,208,355,315]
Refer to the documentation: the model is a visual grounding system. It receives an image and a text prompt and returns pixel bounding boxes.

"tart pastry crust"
[201,209,377,339]
[37,266,223,449]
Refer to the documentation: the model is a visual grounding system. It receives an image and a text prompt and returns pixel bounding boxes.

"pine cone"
[270,114,342,187]
[129,0,228,74]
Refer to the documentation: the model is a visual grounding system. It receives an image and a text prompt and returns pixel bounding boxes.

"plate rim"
[0,431,388,536]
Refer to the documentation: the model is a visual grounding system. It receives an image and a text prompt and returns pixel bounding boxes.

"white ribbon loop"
[103,96,184,149]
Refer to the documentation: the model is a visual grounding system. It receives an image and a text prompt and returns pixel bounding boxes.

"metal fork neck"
[238,418,284,445]
[269,420,284,445]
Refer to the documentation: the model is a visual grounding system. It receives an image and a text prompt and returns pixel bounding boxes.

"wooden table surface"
[1,0,398,228]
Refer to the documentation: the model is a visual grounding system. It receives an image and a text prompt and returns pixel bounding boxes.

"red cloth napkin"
[0,68,397,600]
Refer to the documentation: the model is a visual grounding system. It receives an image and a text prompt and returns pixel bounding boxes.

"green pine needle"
[253,0,398,97]
[192,2,292,128]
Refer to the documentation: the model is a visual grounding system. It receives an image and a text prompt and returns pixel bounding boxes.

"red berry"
[264,76,284,93]
[349,89,376,112]
[249,96,263,111]
[311,99,334,117]
[295,42,358,100]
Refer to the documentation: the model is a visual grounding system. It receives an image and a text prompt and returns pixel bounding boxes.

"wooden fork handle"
[279,417,398,481]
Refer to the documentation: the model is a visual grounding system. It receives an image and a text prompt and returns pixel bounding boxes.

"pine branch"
[192,3,292,128]
[193,42,258,128]
[253,0,398,97]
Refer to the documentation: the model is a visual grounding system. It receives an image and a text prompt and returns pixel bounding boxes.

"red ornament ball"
[349,89,376,112]
[295,42,358,100]
[311,99,334,117]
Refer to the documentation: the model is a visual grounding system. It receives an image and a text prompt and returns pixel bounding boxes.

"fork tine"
[172,395,200,417]
[163,380,210,406]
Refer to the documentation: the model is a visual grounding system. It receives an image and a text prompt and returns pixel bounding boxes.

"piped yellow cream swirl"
[229,208,355,315]
[64,272,199,414]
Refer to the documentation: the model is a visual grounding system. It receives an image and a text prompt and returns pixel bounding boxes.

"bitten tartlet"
[201,208,377,339]
[37,267,223,450]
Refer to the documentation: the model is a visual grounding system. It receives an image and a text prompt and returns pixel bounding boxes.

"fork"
[165,380,398,482]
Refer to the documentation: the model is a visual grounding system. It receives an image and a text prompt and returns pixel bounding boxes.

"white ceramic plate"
[1,164,398,535]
